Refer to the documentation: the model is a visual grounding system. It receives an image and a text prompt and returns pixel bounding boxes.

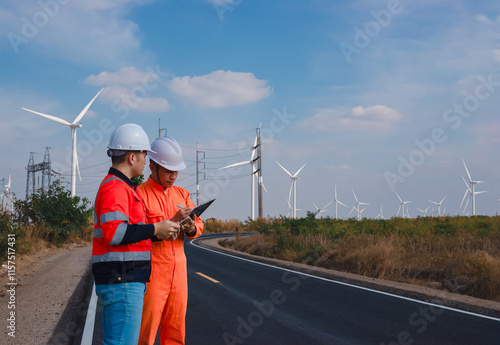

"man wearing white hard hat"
[92,124,180,345]
[138,137,204,345]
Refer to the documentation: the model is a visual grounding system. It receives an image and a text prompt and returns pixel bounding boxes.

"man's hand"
[154,220,180,240]
[180,216,196,235]
[170,207,193,223]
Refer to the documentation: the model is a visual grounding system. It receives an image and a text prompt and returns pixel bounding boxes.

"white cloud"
[1,2,147,67]
[85,67,156,86]
[206,0,237,5]
[301,105,403,133]
[86,67,171,113]
[476,14,492,24]
[169,70,272,108]
[99,85,170,113]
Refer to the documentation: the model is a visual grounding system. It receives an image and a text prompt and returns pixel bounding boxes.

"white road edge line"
[190,238,500,322]
[81,282,97,345]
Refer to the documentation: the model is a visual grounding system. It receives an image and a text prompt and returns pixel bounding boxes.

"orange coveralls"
[138,176,204,345]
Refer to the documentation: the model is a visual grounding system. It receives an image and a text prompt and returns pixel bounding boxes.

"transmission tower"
[26,147,52,197]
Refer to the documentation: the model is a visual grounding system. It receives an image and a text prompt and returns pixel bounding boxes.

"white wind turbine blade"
[429,199,439,206]
[261,177,269,193]
[276,161,293,177]
[439,196,447,204]
[462,158,473,183]
[463,198,470,212]
[348,206,356,217]
[293,163,307,177]
[288,180,294,208]
[397,205,402,217]
[460,189,469,209]
[461,175,472,191]
[395,191,403,203]
[22,108,72,126]
[338,200,348,208]
[417,208,425,213]
[6,175,11,189]
[475,191,487,195]
[72,88,104,124]
[219,160,250,170]
[322,200,334,209]
[352,188,359,203]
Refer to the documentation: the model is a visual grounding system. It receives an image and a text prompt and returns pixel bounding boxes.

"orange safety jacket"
[92,168,155,285]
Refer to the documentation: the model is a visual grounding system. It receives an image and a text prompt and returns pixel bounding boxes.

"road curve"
[185,234,500,345]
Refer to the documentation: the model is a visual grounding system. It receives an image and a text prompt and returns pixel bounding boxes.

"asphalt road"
[87,233,500,344]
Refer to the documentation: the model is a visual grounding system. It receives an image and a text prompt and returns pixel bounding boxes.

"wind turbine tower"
[276,161,307,219]
[462,158,486,216]
[22,88,103,197]
[332,184,347,219]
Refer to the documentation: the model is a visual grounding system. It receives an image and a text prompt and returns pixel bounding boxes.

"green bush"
[0,211,29,261]
[14,183,93,242]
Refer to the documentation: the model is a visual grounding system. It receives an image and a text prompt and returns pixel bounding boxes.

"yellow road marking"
[196,272,220,284]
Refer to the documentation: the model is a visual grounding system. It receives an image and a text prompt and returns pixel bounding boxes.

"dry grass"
[203,218,244,233]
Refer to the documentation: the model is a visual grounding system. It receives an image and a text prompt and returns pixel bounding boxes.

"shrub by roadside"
[0,184,93,261]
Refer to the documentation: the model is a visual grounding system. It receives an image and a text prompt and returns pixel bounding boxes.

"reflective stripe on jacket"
[92,168,155,285]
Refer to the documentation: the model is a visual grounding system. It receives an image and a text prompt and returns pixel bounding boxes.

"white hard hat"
[107,123,153,156]
[148,137,186,171]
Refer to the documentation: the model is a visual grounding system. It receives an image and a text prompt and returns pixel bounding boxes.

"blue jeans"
[96,282,146,345]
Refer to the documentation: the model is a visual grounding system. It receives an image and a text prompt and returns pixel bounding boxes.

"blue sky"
[1,0,500,221]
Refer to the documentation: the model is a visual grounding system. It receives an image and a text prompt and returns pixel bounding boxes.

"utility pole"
[158,118,167,137]
[256,127,263,218]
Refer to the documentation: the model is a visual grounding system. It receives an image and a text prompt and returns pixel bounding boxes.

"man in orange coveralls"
[138,136,204,345]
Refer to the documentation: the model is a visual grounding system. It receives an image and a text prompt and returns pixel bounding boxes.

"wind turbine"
[351,188,369,220]
[1,176,13,213]
[313,200,333,218]
[219,125,266,220]
[429,196,446,217]
[462,158,486,216]
[332,184,347,219]
[417,205,430,217]
[395,192,411,218]
[276,161,307,219]
[375,205,384,219]
[22,88,104,197]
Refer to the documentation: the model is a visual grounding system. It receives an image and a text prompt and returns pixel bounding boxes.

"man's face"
[151,163,178,188]
[132,152,147,177]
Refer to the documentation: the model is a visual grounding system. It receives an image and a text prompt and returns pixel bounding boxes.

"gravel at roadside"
[0,244,92,345]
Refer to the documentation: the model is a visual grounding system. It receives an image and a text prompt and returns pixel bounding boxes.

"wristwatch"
[185,226,197,237]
